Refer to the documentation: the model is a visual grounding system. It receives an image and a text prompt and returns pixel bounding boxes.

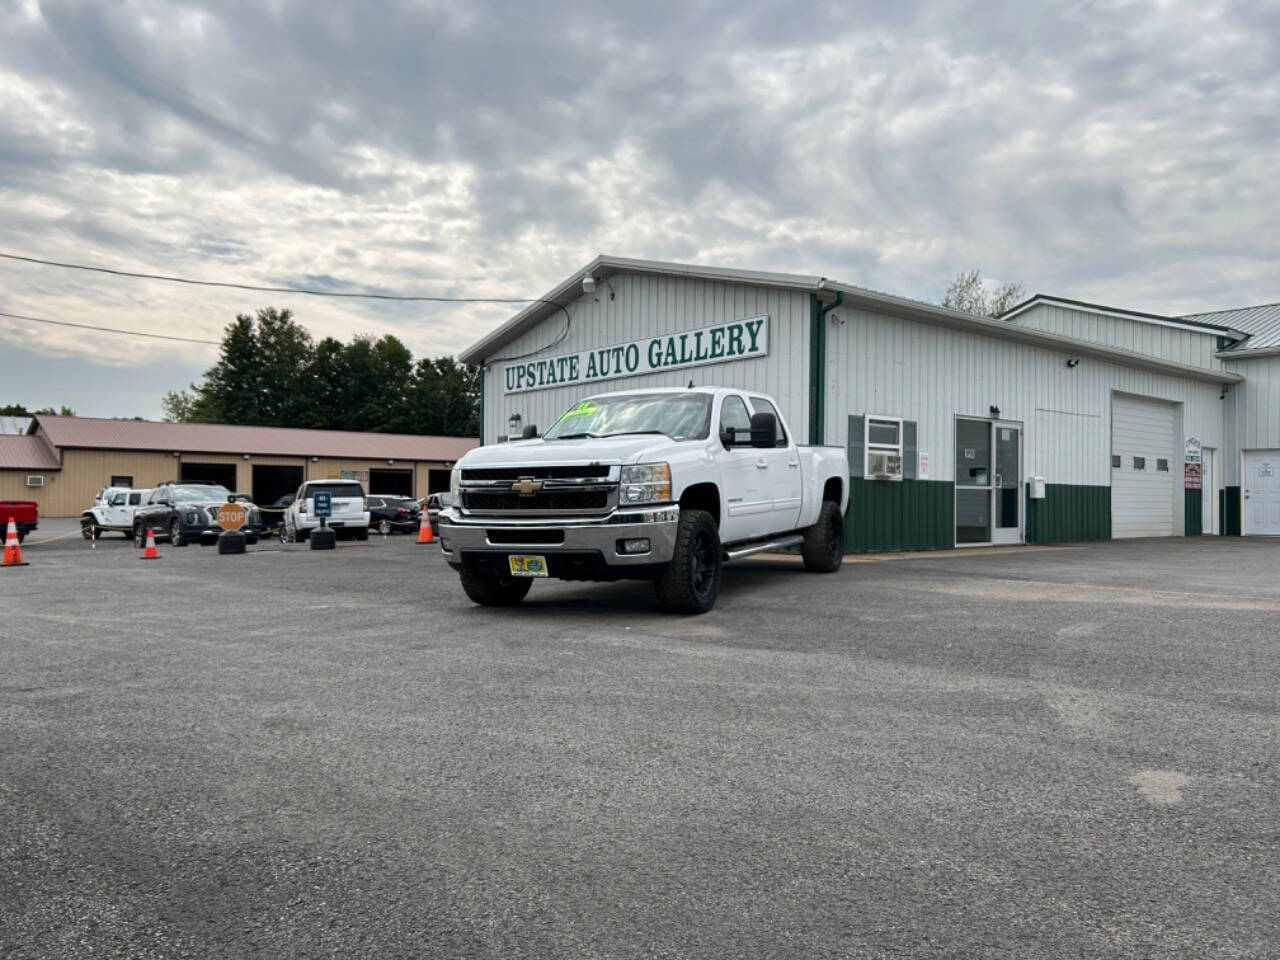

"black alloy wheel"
[801,500,845,573]
[169,518,185,547]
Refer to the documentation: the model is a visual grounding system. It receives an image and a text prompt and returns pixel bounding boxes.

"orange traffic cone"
[416,514,434,544]
[141,527,160,560]
[3,517,28,568]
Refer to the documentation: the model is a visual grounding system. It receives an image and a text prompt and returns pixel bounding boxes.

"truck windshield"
[544,393,712,441]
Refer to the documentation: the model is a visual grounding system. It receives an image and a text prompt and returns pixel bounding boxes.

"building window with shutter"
[865,416,904,479]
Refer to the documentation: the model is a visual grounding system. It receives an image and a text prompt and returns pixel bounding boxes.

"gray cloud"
[0,0,1277,416]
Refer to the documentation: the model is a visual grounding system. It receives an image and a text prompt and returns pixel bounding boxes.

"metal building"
[460,256,1270,552]
[0,415,475,517]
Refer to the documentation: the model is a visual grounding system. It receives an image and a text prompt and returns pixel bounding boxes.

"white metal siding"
[1111,394,1178,538]
[1011,304,1225,370]
[822,307,1223,489]
[480,273,811,444]
[1221,355,1280,486]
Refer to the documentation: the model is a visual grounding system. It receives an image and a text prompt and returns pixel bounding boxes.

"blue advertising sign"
[313,491,332,518]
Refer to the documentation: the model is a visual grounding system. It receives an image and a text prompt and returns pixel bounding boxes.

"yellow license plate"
[508,554,549,577]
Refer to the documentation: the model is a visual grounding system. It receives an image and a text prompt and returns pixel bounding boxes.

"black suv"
[132,482,262,547]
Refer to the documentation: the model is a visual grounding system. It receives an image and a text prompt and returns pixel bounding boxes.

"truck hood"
[461,434,678,467]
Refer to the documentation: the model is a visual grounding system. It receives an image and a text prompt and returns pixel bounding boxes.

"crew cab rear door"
[717,394,772,542]
[748,395,803,532]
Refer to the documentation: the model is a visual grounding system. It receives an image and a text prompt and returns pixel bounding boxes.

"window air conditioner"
[25,474,45,487]
[867,452,902,479]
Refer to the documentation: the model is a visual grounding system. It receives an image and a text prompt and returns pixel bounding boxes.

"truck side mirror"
[749,412,777,448]
[521,424,539,440]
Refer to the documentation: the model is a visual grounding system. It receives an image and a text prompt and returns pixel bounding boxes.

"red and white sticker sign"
[1184,462,1202,490]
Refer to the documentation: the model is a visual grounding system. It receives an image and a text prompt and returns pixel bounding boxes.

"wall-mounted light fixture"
[310,456,319,462]
[387,459,395,465]
[172,451,180,458]
[508,412,522,435]
[989,405,1001,419]
[1066,358,1080,368]
[242,453,251,460]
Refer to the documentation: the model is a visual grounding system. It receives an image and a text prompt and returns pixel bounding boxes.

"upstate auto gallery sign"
[502,316,768,394]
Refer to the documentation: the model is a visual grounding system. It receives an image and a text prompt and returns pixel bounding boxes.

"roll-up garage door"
[1111,394,1177,538]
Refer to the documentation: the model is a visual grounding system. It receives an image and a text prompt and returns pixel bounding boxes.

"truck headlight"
[620,462,671,504]
[449,467,461,499]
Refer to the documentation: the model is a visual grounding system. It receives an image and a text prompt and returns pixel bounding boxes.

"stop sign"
[217,502,248,531]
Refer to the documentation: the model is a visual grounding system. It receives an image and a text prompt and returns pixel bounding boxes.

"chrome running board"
[724,534,804,561]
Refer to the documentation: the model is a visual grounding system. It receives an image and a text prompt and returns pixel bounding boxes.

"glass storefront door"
[955,418,1023,546]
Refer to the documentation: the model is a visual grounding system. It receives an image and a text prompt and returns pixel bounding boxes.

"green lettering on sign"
[502,315,769,394]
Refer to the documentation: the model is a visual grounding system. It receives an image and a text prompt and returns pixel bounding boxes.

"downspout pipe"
[808,291,844,445]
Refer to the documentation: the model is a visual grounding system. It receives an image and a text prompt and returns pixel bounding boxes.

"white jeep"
[81,487,151,540]
[440,387,849,613]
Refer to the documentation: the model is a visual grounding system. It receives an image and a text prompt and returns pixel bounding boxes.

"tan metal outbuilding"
[0,415,475,517]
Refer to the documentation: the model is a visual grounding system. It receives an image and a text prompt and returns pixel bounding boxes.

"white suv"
[280,480,371,542]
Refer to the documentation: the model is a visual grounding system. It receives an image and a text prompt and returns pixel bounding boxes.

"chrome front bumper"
[438,505,680,568]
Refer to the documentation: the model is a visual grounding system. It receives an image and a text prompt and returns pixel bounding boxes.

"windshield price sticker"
[502,316,768,394]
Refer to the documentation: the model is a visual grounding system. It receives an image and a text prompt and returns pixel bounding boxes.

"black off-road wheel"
[133,524,145,549]
[802,500,844,573]
[458,568,533,607]
[653,508,722,614]
[81,517,99,540]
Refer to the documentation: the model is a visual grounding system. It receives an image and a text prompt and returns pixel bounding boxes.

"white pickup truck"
[439,387,849,613]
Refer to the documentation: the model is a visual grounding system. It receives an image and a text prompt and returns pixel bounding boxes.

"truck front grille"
[462,465,612,482]
[463,490,610,512]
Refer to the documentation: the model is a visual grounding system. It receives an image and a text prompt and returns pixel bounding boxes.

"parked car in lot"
[424,492,453,535]
[440,387,849,613]
[0,500,38,542]
[279,480,370,542]
[132,481,262,547]
[367,495,420,533]
[81,486,150,539]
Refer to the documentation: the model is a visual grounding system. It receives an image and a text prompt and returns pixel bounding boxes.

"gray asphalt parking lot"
[2,521,1278,959]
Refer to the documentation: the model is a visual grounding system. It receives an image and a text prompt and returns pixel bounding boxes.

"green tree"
[161,390,197,422]
[34,405,75,416]
[168,306,479,436]
[942,269,1026,318]
[0,403,31,416]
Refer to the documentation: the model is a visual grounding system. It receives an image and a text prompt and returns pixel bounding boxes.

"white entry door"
[1111,394,1177,538]
[1243,450,1280,536]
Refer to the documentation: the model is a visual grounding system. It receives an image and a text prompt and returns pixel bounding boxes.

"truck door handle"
[755,458,769,469]
[787,461,799,468]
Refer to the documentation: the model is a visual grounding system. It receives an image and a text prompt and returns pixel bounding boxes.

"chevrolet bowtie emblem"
[511,477,543,495]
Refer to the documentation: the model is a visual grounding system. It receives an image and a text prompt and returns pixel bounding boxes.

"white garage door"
[1243,450,1280,536]
[1111,394,1177,538]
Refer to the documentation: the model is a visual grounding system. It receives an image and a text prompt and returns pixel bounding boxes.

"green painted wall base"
[1222,487,1242,536]
[1184,489,1203,536]
[845,478,954,553]
[1025,484,1111,544]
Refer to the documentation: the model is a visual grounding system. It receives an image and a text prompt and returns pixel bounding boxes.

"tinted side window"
[749,397,787,447]
[720,396,752,440]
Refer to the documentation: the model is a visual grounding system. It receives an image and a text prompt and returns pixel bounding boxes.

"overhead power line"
[0,310,221,345]
[0,250,547,306]
[0,249,576,360]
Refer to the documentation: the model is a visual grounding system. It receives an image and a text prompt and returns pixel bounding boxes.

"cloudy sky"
[1,0,1277,418]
